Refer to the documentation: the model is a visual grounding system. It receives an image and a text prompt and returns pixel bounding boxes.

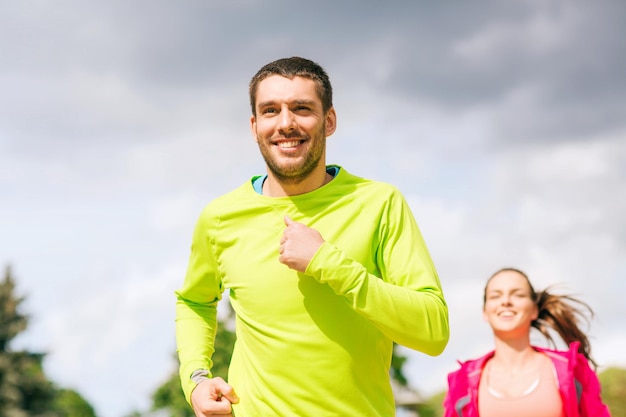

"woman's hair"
[248,56,333,116]
[485,267,597,367]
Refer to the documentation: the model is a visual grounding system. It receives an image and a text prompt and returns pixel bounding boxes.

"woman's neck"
[490,337,538,374]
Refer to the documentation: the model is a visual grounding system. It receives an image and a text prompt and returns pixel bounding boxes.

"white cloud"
[2,2,625,416]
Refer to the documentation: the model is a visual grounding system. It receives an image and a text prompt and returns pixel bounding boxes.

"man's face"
[250,75,336,184]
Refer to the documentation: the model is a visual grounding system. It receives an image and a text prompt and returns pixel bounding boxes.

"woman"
[444,268,611,417]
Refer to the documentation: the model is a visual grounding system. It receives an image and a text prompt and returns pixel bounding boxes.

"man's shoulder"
[198,180,256,215]
[337,168,402,196]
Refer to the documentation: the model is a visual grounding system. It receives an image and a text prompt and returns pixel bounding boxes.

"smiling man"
[175,56,449,417]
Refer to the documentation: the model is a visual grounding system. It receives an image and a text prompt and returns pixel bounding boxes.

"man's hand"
[191,377,239,416]
[279,216,325,272]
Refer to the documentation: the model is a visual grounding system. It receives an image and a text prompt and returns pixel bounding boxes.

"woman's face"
[483,270,538,337]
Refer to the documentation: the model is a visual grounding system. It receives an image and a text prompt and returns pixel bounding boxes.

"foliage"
[418,366,626,416]
[417,390,445,417]
[148,317,236,416]
[151,359,195,417]
[147,308,418,416]
[0,266,54,416]
[0,266,28,352]
[208,321,236,381]
[598,366,626,416]
[0,266,97,417]
[390,343,409,386]
[51,389,97,417]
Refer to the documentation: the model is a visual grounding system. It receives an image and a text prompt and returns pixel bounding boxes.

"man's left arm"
[280,193,449,356]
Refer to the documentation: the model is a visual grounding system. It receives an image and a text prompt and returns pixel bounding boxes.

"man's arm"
[279,192,449,355]
[175,209,225,403]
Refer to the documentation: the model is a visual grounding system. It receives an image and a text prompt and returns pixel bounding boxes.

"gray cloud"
[1,1,625,416]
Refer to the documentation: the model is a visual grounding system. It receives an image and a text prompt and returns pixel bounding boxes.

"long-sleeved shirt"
[175,166,449,416]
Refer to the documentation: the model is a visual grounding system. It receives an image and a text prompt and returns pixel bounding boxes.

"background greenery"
[2,266,623,416]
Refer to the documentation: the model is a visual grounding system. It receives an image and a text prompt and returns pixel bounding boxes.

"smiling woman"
[444,268,612,417]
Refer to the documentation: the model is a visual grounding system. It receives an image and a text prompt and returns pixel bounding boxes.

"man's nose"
[278,106,296,132]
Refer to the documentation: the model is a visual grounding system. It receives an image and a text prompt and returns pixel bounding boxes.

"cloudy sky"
[1,1,625,416]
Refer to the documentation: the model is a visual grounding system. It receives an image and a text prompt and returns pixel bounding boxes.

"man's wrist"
[190,369,210,385]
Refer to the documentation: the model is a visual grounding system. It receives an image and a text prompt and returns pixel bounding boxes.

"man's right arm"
[175,210,224,403]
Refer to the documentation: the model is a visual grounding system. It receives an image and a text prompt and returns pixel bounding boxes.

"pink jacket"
[443,342,611,417]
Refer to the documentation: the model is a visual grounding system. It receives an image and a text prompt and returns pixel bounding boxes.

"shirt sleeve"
[576,354,612,417]
[175,210,223,403]
[305,189,449,356]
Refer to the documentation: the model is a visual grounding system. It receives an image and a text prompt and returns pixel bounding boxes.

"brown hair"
[248,56,333,116]
[485,267,597,367]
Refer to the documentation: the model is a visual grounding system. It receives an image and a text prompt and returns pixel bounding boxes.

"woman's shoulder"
[535,342,598,382]
[534,342,585,364]
[449,350,495,378]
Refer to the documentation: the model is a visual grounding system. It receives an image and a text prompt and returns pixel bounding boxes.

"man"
[175,56,449,417]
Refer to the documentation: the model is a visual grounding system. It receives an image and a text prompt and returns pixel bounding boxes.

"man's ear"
[250,115,258,142]
[325,107,337,137]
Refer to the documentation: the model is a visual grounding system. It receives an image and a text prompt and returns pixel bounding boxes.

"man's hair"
[249,56,333,116]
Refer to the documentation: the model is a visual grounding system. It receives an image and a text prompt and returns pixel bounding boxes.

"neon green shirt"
[175,166,449,416]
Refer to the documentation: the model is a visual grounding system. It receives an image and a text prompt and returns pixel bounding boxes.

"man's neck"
[263,167,333,197]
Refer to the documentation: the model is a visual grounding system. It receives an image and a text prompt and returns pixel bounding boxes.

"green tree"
[51,388,97,417]
[147,309,418,416]
[148,315,236,417]
[418,390,445,417]
[598,366,626,416]
[0,265,55,416]
[418,366,626,416]
[150,356,195,417]
[0,266,97,417]
[390,343,409,386]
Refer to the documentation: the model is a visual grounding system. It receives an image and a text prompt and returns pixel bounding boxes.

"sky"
[1,1,625,416]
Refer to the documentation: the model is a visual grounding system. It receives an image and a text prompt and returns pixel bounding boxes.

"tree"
[146,306,418,416]
[390,343,409,386]
[417,390,445,417]
[0,265,97,417]
[150,355,195,417]
[0,265,55,416]
[51,389,98,417]
[598,366,626,416]
[146,307,237,417]
[417,366,626,416]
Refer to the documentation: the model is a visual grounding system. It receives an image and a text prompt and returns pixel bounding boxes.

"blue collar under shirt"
[252,165,340,194]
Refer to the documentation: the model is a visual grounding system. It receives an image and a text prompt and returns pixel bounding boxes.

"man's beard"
[257,124,326,186]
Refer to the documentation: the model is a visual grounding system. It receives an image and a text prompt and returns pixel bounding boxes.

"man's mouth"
[277,140,303,149]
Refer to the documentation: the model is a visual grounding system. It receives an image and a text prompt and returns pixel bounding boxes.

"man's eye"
[262,108,277,114]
